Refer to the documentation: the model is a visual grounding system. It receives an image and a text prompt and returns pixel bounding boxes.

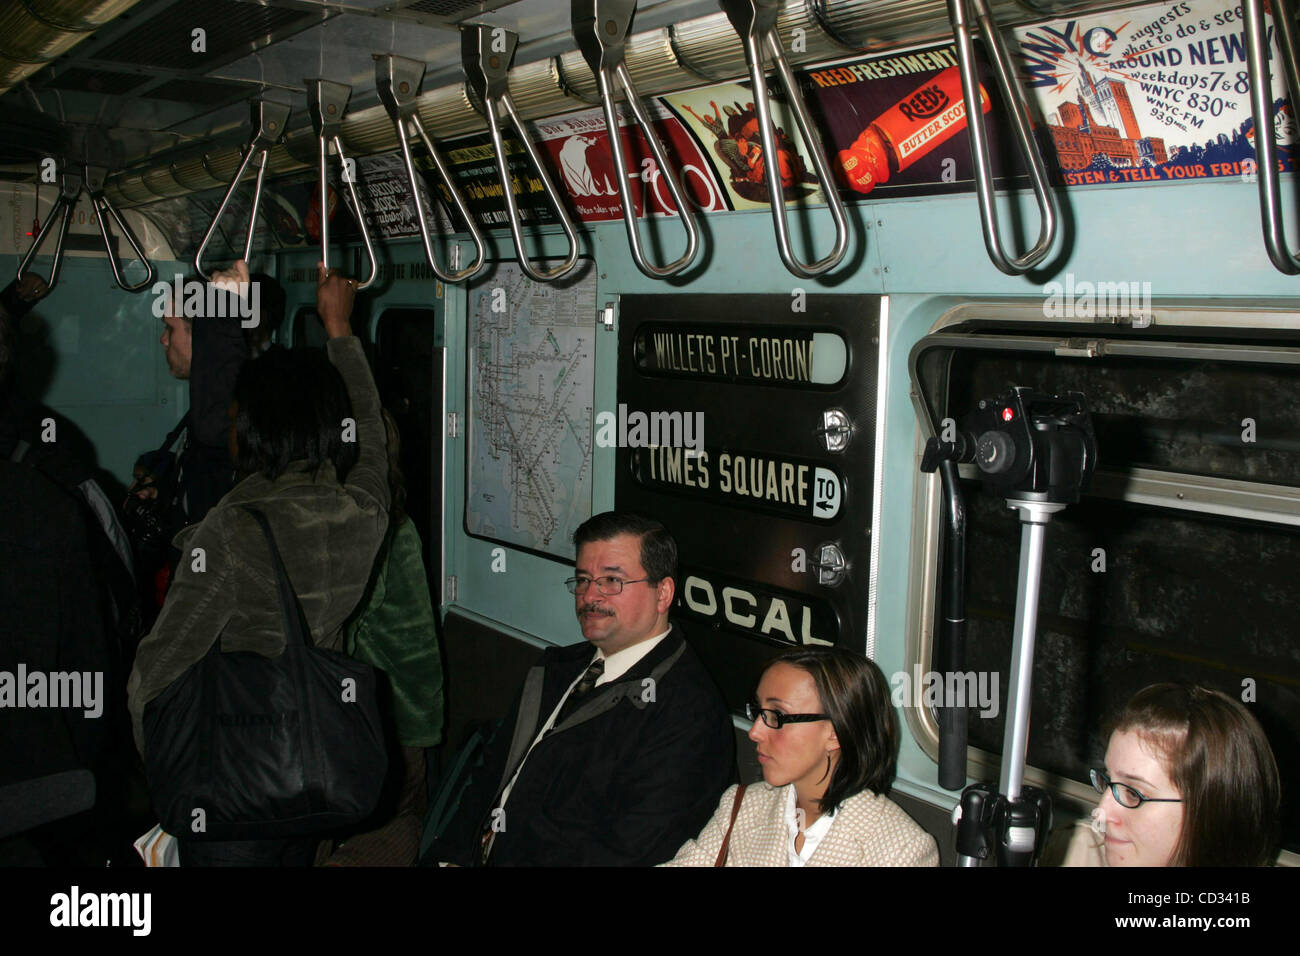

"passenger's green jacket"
[345,518,444,748]
[126,336,390,753]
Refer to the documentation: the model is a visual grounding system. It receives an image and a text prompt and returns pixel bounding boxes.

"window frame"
[904,301,1300,856]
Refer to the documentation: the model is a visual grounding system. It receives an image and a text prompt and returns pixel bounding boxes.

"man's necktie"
[480,656,608,864]
[552,658,605,729]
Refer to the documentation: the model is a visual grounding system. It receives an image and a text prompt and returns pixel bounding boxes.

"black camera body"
[959,387,1097,503]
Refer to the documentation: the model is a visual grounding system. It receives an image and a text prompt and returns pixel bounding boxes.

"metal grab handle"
[17,167,79,293]
[375,55,486,283]
[308,79,378,290]
[948,0,1060,275]
[84,165,155,293]
[194,99,291,281]
[573,0,700,278]
[1244,0,1300,274]
[720,0,849,279]
[462,25,581,282]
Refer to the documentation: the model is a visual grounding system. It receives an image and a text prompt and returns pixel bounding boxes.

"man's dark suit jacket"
[433,624,734,866]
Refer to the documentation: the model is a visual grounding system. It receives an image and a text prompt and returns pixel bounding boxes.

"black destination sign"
[634,323,829,386]
[675,566,840,648]
[630,444,844,522]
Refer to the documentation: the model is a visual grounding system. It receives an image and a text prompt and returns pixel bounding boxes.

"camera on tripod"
[918,387,1099,865]
[923,387,1097,504]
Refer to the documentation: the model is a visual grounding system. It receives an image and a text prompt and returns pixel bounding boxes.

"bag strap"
[241,506,310,651]
[715,783,747,867]
[495,665,546,800]
[160,412,191,457]
[549,636,688,735]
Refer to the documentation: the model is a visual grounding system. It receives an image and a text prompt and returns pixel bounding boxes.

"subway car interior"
[0,0,1297,875]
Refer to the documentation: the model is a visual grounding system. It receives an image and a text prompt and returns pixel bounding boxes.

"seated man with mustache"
[428,511,734,866]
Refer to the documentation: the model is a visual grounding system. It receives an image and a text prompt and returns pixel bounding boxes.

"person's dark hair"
[1111,683,1281,866]
[245,272,287,348]
[572,511,677,584]
[764,647,898,815]
[380,407,407,527]
[232,346,358,482]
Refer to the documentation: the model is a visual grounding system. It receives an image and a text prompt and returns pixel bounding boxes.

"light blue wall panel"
[2,253,187,492]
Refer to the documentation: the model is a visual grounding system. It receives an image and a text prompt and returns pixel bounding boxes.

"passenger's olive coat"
[126,336,390,753]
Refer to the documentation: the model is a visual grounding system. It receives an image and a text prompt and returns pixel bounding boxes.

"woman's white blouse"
[785,786,835,866]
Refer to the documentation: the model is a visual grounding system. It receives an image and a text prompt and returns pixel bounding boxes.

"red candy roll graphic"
[837,66,992,194]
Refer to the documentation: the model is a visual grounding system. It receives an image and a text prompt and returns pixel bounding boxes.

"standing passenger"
[428,512,734,866]
[320,408,444,866]
[127,265,389,866]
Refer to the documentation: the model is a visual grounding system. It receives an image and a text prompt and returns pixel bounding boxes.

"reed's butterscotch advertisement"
[801,41,1011,200]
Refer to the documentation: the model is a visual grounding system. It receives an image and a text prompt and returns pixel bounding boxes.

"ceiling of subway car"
[0,0,724,179]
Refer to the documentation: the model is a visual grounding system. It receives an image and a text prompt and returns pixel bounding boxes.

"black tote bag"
[143,507,388,841]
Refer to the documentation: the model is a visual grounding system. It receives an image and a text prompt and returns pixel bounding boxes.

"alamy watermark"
[1042,273,1151,325]
[0,665,103,718]
[50,886,150,936]
[890,665,1000,718]
[593,404,704,450]
[151,274,261,328]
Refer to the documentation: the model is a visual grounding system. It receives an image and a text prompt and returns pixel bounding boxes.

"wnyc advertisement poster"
[1013,0,1295,185]
[798,0,1293,200]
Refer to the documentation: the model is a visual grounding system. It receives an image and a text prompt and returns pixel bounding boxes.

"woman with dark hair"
[127,264,390,866]
[1058,683,1281,867]
[665,647,938,866]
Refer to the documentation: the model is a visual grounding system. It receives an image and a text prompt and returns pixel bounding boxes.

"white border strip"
[866,296,890,661]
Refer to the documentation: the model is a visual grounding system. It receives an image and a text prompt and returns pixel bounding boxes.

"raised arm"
[317,264,389,514]
[190,262,249,450]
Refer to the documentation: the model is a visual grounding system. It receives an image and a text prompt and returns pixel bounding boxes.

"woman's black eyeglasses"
[1089,769,1183,809]
[746,701,829,730]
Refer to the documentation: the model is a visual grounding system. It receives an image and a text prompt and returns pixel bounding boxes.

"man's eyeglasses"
[565,575,654,596]
[1089,769,1183,809]
[745,701,829,730]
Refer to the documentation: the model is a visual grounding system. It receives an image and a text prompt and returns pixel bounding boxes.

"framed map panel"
[465,259,597,559]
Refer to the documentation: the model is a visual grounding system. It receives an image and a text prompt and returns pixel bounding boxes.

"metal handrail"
[1243,0,1300,275]
[573,0,700,278]
[948,0,1059,275]
[308,79,379,290]
[17,166,80,292]
[193,99,291,281]
[375,55,487,283]
[719,0,849,279]
[462,24,582,282]
[84,164,155,292]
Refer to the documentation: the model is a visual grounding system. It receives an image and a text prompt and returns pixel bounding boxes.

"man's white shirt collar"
[497,626,672,815]
[593,626,671,685]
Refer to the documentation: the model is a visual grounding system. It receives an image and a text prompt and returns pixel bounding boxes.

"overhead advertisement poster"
[799,41,1000,201]
[1013,0,1294,185]
[660,84,831,210]
[438,131,563,230]
[531,100,728,220]
[352,150,447,240]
